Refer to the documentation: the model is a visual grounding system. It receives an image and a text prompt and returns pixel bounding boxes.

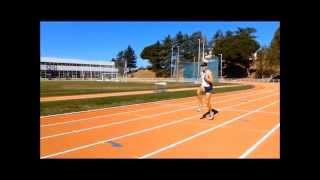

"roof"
[41,57,115,66]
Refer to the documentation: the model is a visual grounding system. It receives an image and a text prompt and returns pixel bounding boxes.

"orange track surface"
[40,83,280,159]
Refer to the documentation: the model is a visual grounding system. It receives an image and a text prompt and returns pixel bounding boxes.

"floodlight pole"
[198,38,201,80]
[202,40,205,61]
[176,46,180,81]
[219,53,223,78]
[193,56,196,79]
[124,58,127,81]
[171,46,173,78]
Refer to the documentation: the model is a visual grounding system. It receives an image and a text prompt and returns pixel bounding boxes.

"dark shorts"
[204,86,213,93]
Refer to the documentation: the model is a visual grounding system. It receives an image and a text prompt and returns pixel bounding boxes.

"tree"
[141,33,190,77]
[268,27,280,75]
[214,30,224,40]
[123,45,137,72]
[175,31,184,45]
[252,26,280,78]
[190,31,204,57]
[113,46,138,76]
[225,30,233,37]
[210,30,224,49]
[212,27,260,78]
[181,33,194,61]
[236,27,257,38]
[202,34,210,56]
[141,41,165,77]
[160,35,174,77]
[114,51,125,76]
[141,29,260,78]
[140,35,176,78]
[254,47,271,78]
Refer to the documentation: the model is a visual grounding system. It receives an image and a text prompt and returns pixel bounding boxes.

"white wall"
[40,63,118,72]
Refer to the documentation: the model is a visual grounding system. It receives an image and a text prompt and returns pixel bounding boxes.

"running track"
[40,82,279,159]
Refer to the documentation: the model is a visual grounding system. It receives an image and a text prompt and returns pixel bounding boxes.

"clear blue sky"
[41,21,279,68]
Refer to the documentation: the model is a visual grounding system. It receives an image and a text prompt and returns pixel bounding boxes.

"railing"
[40,77,279,83]
[219,78,280,83]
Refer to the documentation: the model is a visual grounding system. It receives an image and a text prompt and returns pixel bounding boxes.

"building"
[40,57,118,80]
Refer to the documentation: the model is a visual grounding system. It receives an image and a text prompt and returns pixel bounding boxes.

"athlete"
[199,61,219,120]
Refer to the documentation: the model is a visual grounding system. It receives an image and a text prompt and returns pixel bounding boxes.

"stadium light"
[219,53,223,78]
[198,38,201,80]
[202,40,205,61]
[171,44,179,79]
[176,46,180,81]
[171,46,173,78]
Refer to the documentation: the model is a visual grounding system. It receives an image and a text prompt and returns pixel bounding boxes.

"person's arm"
[205,70,213,86]
[209,70,214,85]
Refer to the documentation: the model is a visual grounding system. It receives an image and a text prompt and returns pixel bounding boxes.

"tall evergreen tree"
[115,51,125,76]
[123,45,137,72]
[212,28,260,77]
[141,41,165,77]
[160,35,174,77]
[268,27,280,74]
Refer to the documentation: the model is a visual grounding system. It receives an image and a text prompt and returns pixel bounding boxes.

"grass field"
[40,81,233,97]
[40,84,253,116]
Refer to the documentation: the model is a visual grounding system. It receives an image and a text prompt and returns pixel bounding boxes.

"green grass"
[40,81,234,97]
[40,84,253,116]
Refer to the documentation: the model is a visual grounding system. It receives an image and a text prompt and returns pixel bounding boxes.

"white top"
[201,69,211,88]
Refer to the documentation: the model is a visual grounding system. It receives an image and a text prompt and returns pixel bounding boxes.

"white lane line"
[220,109,279,115]
[41,94,278,158]
[41,88,273,127]
[41,114,201,159]
[41,106,197,140]
[41,91,278,140]
[41,97,193,118]
[41,95,198,118]
[41,101,189,127]
[40,85,257,118]
[239,123,280,159]
[139,101,279,159]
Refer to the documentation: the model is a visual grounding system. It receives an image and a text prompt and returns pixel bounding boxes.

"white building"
[40,57,118,80]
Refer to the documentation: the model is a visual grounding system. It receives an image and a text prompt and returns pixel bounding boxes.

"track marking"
[40,85,259,118]
[41,89,274,127]
[41,94,278,158]
[221,109,279,115]
[139,101,279,159]
[239,123,280,159]
[41,91,278,140]
[41,114,200,158]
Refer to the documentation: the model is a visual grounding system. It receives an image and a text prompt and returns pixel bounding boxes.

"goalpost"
[100,72,118,81]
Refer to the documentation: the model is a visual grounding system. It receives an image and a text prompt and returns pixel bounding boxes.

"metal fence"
[220,78,280,83]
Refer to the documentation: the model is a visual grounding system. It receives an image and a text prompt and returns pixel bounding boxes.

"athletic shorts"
[204,86,213,93]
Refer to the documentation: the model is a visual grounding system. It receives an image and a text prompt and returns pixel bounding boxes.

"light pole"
[171,46,173,78]
[193,56,196,79]
[176,46,180,81]
[123,57,127,81]
[248,57,253,77]
[198,38,201,80]
[202,40,205,61]
[219,53,223,78]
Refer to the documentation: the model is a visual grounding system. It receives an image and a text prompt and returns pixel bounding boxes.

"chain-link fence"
[176,58,220,82]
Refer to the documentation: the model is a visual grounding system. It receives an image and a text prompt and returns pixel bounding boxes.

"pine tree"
[160,35,174,77]
[124,45,137,72]
[115,51,125,76]
[212,28,260,78]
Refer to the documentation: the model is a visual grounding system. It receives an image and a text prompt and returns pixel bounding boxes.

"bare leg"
[206,92,214,119]
[196,87,203,112]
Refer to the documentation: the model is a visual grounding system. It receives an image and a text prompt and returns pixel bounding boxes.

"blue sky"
[41,21,279,68]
